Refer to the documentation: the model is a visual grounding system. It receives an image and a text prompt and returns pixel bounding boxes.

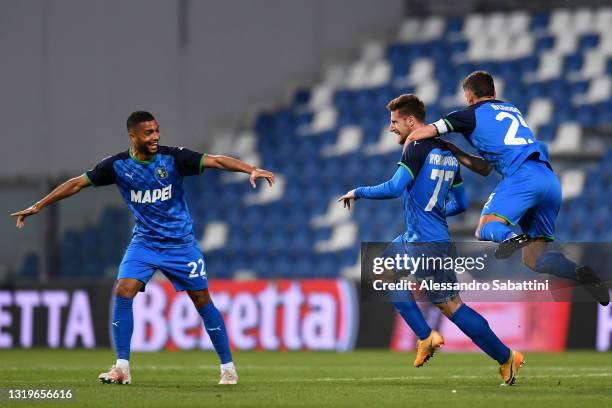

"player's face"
[389,111,414,144]
[130,120,160,155]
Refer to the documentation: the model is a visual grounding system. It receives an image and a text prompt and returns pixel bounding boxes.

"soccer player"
[11,111,275,385]
[406,71,609,306]
[338,94,523,386]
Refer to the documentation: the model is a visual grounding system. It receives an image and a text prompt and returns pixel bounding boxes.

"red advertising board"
[130,279,358,352]
[391,302,572,352]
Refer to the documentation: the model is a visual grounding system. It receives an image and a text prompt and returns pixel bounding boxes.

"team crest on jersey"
[156,167,168,180]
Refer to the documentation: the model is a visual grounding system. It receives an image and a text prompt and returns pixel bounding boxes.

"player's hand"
[249,168,275,188]
[337,189,358,210]
[11,204,41,228]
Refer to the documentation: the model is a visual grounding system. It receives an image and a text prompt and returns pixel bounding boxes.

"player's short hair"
[127,111,156,130]
[462,71,495,98]
[386,94,426,122]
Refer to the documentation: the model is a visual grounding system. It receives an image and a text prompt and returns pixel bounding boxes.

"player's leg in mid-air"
[158,243,238,384]
[475,160,609,305]
[434,296,523,386]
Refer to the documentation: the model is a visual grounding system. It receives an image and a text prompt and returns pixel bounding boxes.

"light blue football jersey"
[399,139,462,242]
[433,100,551,177]
[85,146,204,248]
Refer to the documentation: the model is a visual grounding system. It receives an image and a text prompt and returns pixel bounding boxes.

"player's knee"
[435,296,462,317]
[187,290,211,309]
[114,279,141,298]
[435,304,453,318]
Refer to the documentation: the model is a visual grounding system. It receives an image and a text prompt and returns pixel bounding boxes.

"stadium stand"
[31,7,612,279]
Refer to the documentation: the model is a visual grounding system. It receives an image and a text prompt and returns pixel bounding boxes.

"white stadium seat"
[321,126,363,157]
[397,18,420,42]
[581,76,612,104]
[416,80,440,105]
[407,58,434,85]
[311,197,352,228]
[560,169,586,200]
[199,222,229,251]
[309,106,338,133]
[364,127,401,156]
[308,84,334,111]
[507,11,530,33]
[463,13,485,38]
[526,98,553,130]
[360,41,385,62]
[244,175,285,205]
[420,16,445,41]
[314,222,358,252]
[549,123,582,153]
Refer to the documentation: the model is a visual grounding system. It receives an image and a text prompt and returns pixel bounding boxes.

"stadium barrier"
[1,279,610,351]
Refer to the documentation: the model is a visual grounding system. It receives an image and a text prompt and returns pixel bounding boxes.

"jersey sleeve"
[451,165,463,187]
[398,141,430,179]
[168,146,205,176]
[84,156,116,187]
[432,108,476,137]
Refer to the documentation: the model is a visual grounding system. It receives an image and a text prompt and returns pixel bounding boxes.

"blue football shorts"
[481,158,561,241]
[118,241,209,292]
[385,236,459,304]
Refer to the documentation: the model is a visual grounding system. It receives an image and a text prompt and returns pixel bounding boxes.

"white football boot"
[219,367,239,385]
[98,365,132,385]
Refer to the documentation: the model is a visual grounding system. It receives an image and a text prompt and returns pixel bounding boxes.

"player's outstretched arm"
[439,140,492,176]
[10,175,91,228]
[406,124,438,142]
[203,154,275,188]
[338,166,412,210]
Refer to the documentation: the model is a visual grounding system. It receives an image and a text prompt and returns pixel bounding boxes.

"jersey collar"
[129,147,156,164]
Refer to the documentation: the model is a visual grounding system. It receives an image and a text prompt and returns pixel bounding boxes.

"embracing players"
[407,71,609,306]
[338,95,523,385]
[11,111,275,385]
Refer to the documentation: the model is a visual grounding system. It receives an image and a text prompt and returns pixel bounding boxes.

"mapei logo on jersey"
[155,167,168,180]
[130,185,172,204]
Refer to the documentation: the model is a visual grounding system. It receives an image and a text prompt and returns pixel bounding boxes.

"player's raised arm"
[440,140,492,176]
[203,154,275,188]
[10,174,91,228]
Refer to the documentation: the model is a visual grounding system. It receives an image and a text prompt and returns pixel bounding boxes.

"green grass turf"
[0,349,611,407]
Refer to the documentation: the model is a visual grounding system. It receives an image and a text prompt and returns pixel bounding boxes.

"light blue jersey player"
[339,94,522,385]
[11,111,275,385]
[407,71,609,306]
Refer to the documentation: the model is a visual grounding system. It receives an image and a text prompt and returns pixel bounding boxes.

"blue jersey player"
[11,111,275,385]
[407,71,609,306]
[338,94,523,386]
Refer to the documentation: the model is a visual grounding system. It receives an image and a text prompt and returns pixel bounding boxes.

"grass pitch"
[0,349,611,407]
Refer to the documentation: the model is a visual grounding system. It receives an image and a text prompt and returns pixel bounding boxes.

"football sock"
[479,221,514,243]
[220,362,235,371]
[198,302,232,364]
[449,304,510,365]
[535,251,577,280]
[112,296,134,361]
[392,301,432,340]
[116,359,130,371]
